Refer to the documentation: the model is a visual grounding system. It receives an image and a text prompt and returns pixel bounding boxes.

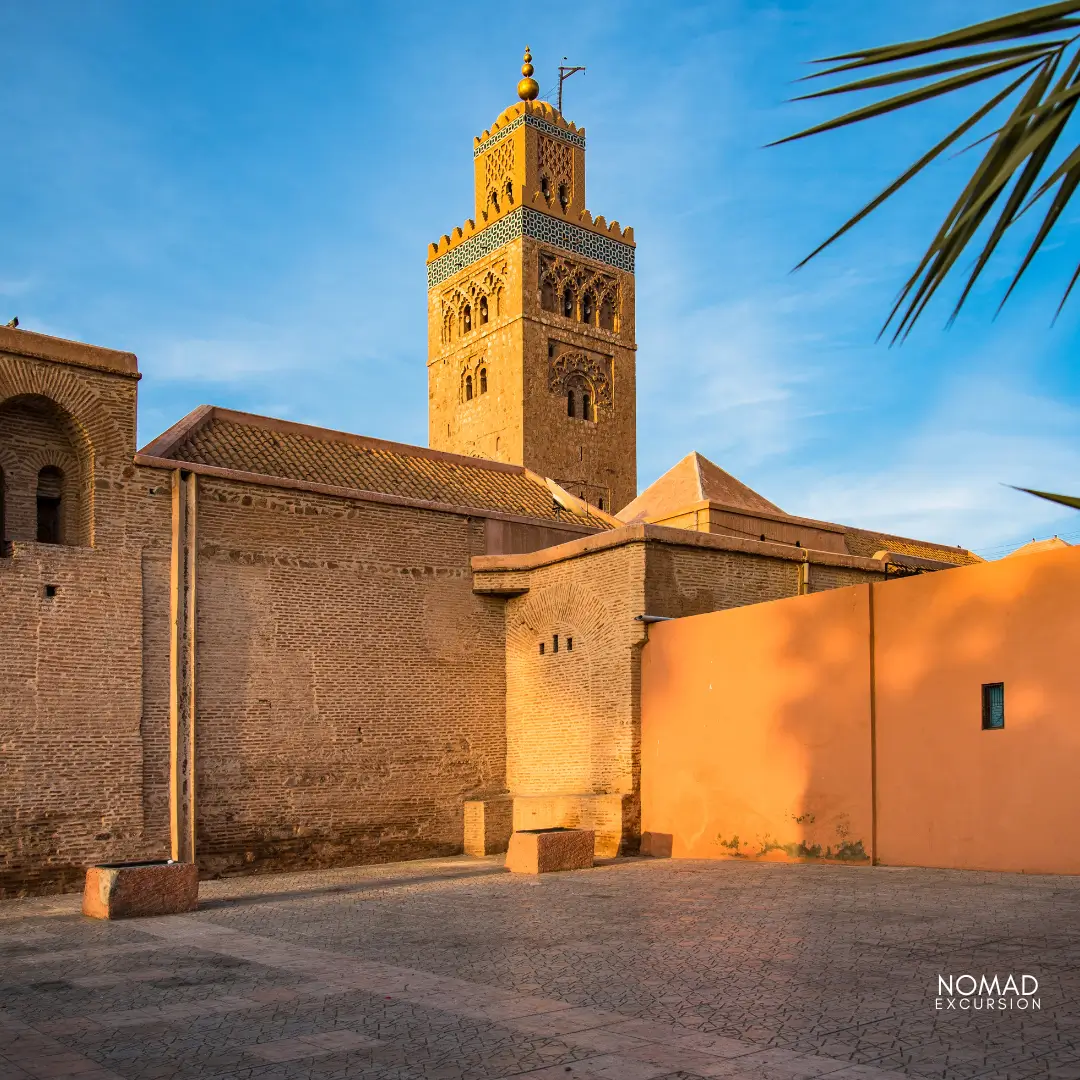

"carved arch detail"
[548,348,613,409]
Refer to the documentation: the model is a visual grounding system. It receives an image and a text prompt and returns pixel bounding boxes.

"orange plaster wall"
[874,544,1080,874]
[641,586,873,862]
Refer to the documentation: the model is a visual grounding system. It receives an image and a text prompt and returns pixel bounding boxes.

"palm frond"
[1013,486,1080,509]
[779,2,1080,333]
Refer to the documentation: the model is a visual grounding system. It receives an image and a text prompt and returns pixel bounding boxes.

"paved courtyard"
[1,856,1078,1080]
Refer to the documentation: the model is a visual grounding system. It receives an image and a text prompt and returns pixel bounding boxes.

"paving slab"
[1,856,1077,1079]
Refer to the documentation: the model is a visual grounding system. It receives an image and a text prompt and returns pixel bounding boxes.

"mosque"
[0,51,979,895]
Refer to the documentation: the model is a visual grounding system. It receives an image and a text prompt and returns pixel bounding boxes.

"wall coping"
[645,498,849,535]
[132,452,602,537]
[471,522,890,576]
[0,326,139,379]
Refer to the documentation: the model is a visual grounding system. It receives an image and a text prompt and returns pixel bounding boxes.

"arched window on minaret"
[599,294,616,331]
[567,389,575,418]
[562,287,574,319]
[463,304,472,333]
[541,277,556,312]
[558,182,570,209]
[581,292,594,325]
[582,391,593,422]
[504,180,514,205]
[479,296,489,325]
[479,368,488,394]
[540,175,551,200]
[465,375,473,401]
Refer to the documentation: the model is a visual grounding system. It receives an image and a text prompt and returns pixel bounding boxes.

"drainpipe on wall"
[169,469,198,865]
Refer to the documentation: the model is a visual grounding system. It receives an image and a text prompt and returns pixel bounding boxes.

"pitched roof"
[137,406,613,530]
[1006,536,1071,558]
[841,525,982,566]
[617,451,981,566]
[618,451,785,523]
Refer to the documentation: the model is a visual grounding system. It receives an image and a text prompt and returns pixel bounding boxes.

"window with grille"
[981,683,1005,730]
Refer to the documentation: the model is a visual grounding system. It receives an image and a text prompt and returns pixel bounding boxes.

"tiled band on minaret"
[426,48,637,514]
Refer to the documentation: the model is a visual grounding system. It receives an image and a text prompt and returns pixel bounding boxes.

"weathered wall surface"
[0,336,172,896]
[875,544,1080,874]
[502,543,644,801]
[475,527,885,857]
[640,586,874,862]
[191,477,508,877]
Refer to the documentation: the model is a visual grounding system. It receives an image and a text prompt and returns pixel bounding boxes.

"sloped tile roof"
[842,526,982,565]
[143,408,611,529]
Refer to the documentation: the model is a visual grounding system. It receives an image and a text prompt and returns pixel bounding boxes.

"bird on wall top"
[4,317,18,328]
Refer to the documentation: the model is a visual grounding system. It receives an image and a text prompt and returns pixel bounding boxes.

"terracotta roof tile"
[842,526,982,565]
[158,411,610,529]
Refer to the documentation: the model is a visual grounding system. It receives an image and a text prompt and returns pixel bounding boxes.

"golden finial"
[517,45,539,101]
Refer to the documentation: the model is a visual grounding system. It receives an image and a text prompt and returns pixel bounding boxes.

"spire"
[517,46,539,101]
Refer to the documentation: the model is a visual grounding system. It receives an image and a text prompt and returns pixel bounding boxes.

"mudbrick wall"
[182,477,508,879]
[0,333,174,896]
[472,527,887,855]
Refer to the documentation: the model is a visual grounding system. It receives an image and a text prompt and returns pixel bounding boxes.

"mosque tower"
[426,47,637,514]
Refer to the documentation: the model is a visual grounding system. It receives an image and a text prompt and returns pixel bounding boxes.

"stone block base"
[82,861,198,919]
[464,796,514,856]
[512,793,637,857]
[505,828,594,874]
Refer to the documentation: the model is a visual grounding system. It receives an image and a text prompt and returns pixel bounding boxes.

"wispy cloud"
[152,333,303,383]
[793,377,1080,552]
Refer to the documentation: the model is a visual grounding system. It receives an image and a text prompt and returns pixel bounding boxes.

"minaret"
[426,48,637,515]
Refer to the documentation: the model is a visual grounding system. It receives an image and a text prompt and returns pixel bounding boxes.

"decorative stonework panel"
[428,207,633,288]
[538,136,573,195]
[484,139,515,207]
[538,252,619,327]
[439,261,507,344]
[474,113,586,158]
[523,209,634,274]
[548,345,613,408]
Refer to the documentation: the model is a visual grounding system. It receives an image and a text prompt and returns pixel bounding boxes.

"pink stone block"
[82,861,198,919]
[505,828,594,874]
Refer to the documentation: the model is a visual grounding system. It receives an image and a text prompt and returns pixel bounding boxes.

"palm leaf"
[770,55,1048,146]
[817,2,1080,68]
[794,41,1066,99]
[1013,486,1080,509]
[777,1,1080,332]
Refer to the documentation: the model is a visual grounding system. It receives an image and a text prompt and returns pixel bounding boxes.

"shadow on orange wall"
[874,544,1080,874]
[641,585,873,863]
[641,545,1080,874]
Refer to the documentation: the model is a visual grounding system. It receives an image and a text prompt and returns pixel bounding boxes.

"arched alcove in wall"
[0,394,93,545]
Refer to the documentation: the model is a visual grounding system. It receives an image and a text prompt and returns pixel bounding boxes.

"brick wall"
[188,477,508,878]
[0,339,173,896]
[474,526,890,855]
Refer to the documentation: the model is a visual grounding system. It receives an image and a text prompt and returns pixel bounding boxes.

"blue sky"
[3,0,1080,556]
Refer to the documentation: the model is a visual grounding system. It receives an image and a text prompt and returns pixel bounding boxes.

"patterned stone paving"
[1,857,1078,1079]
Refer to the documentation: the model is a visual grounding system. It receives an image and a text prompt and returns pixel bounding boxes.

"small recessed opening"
[44,584,57,599]
[982,682,1005,729]
[597,498,604,511]
[567,637,573,651]
[539,641,545,655]
[553,633,559,653]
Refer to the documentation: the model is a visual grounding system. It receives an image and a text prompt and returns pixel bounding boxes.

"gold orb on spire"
[517,45,539,101]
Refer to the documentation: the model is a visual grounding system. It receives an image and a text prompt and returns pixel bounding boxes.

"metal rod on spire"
[557,59,586,114]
